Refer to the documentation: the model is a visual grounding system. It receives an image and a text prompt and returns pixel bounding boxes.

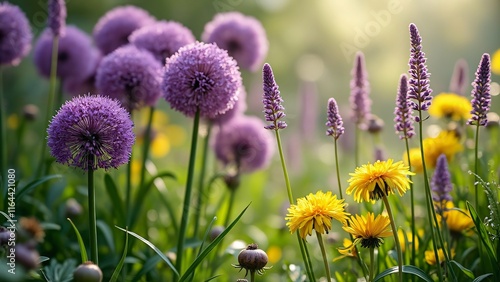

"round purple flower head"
[212,115,274,173]
[96,45,162,111]
[202,12,268,72]
[163,42,242,119]
[33,25,100,84]
[209,86,247,124]
[48,0,66,36]
[129,20,195,63]
[47,95,135,171]
[0,2,32,66]
[93,5,155,55]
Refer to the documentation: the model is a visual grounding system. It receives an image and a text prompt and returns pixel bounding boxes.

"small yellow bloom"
[492,48,500,75]
[429,93,472,121]
[397,229,419,252]
[286,191,349,239]
[342,212,393,249]
[346,159,414,202]
[404,148,423,173]
[443,202,474,235]
[335,238,357,261]
[425,248,455,265]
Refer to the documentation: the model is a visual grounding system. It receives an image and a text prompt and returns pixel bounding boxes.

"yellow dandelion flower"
[346,159,414,202]
[428,93,472,121]
[425,248,455,265]
[492,48,500,75]
[404,148,423,173]
[443,202,474,236]
[286,190,349,239]
[335,238,357,261]
[342,212,393,249]
[397,229,419,252]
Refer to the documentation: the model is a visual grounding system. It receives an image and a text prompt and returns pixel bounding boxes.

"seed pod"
[73,261,103,282]
[233,243,270,276]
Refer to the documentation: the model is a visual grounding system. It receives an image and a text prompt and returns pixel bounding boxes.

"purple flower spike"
[326,98,344,140]
[449,59,468,96]
[48,0,66,36]
[262,63,287,130]
[349,51,371,125]
[34,26,100,85]
[468,53,491,126]
[408,23,433,112]
[163,42,242,119]
[394,74,415,139]
[202,12,268,71]
[212,115,274,173]
[0,2,32,66]
[96,45,162,111]
[431,154,453,204]
[93,5,155,55]
[129,21,195,63]
[47,95,135,171]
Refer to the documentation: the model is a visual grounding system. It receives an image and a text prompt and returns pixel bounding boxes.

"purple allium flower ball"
[209,86,247,125]
[93,5,155,55]
[48,0,66,36]
[33,25,100,84]
[202,12,268,72]
[212,115,274,173]
[262,63,287,130]
[129,20,195,63]
[0,2,32,66]
[163,42,242,119]
[96,45,162,111]
[63,53,101,97]
[47,95,135,171]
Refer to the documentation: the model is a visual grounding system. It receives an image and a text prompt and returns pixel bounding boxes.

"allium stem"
[88,168,98,265]
[316,231,332,281]
[193,122,212,238]
[176,109,201,276]
[125,110,134,226]
[37,35,59,178]
[381,194,402,282]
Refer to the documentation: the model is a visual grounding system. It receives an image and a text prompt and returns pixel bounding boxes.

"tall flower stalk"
[467,53,491,208]
[326,98,345,199]
[262,63,315,281]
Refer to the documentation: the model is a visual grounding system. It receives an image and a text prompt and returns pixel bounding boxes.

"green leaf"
[103,173,125,225]
[131,256,163,281]
[473,273,494,282]
[96,220,115,254]
[179,203,251,282]
[373,265,434,282]
[115,226,179,277]
[467,202,497,261]
[109,227,128,282]
[67,218,87,263]
[8,174,62,207]
[449,260,475,279]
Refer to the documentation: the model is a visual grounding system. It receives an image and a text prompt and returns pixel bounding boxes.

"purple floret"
[93,5,155,55]
[209,86,247,125]
[326,98,344,140]
[95,45,162,111]
[33,25,100,85]
[202,12,268,72]
[162,42,242,119]
[262,63,287,130]
[349,52,371,125]
[48,0,66,36]
[408,23,433,112]
[468,53,491,126]
[394,74,415,139]
[212,115,274,173]
[47,95,135,171]
[129,20,195,63]
[0,2,32,66]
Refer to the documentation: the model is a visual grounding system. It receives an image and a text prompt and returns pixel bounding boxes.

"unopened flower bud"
[209,225,225,242]
[73,261,103,282]
[23,104,39,121]
[65,198,83,218]
[233,243,270,276]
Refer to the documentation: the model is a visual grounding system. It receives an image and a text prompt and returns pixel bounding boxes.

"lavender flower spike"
[408,23,433,112]
[449,59,468,96]
[468,53,491,126]
[431,154,453,204]
[48,0,66,36]
[326,98,344,139]
[349,51,371,125]
[262,63,287,130]
[394,74,415,139]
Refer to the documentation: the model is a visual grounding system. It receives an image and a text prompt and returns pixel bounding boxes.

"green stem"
[250,270,255,282]
[474,124,480,208]
[316,231,332,281]
[274,130,315,282]
[354,124,360,167]
[88,168,98,265]
[223,186,237,228]
[36,36,59,178]
[125,111,134,226]
[193,122,212,238]
[382,194,402,282]
[334,139,343,199]
[369,246,375,282]
[403,138,415,267]
[138,107,155,192]
[176,110,200,277]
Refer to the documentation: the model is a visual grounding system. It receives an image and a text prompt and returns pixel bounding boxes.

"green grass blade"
[449,260,475,279]
[67,218,88,263]
[7,174,61,207]
[374,265,433,282]
[473,273,494,282]
[109,227,129,282]
[467,202,497,261]
[103,173,125,225]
